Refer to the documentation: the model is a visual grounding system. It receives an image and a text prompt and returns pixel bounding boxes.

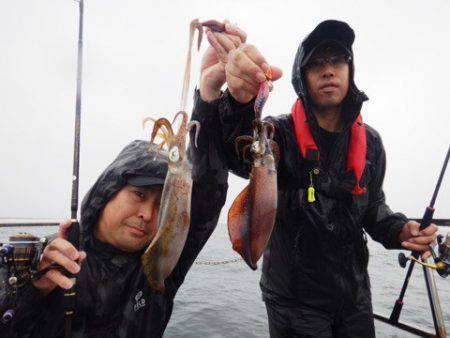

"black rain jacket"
[0,96,228,338]
[214,35,408,312]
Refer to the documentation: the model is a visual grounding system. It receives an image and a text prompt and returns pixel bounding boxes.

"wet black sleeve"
[167,90,229,291]
[216,90,255,178]
[0,283,61,337]
[362,136,408,249]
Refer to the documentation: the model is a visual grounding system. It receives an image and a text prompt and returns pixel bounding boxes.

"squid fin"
[141,242,166,293]
[227,185,256,270]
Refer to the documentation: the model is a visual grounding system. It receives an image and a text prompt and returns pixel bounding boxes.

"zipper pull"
[307,171,315,203]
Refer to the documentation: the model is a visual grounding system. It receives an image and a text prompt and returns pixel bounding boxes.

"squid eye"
[169,146,180,162]
[251,141,264,154]
[251,142,259,153]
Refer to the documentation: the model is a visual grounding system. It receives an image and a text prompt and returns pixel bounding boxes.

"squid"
[140,19,230,291]
[140,18,220,292]
[141,112,200,293]
[228,119,279,270]
[228,66,278,270]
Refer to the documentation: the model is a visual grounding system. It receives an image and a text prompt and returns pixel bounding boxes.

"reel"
[0,233,47,323]
[398,233,450,278]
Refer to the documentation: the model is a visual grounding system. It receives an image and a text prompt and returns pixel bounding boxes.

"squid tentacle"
[172,111,189,127]
[143,116,173,136]
[190,19,203,51]
[252,119,263,133]
[269,140,280,163]
[201,20,225,33]
[142,116,156,129]
[235,135,254,158]
[149,118,174,146]
[242,144,252,161]
[187,120,201,148]
[263,122,275,140]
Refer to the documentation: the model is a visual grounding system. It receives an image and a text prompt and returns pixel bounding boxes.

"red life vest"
[291,99,366,195]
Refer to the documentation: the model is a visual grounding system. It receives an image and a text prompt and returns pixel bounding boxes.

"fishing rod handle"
[410,206,435,259]
[62,219,80,338]
[419,206,435,231]
[67,219,80,250]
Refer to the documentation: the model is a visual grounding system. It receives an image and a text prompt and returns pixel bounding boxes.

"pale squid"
[141,112,200,293]
[140,18,219,293]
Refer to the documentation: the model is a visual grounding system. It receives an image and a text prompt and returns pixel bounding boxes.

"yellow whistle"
[308,186,315,203]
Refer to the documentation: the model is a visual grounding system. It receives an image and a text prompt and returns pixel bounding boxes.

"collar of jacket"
[84,232,144,267]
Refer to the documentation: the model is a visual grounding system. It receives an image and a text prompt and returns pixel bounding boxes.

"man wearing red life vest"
[198,20,439,337]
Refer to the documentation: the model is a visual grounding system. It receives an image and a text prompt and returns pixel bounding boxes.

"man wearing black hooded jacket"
[0,110,228,337]
[0,25,250,337]
[200,20,439,337]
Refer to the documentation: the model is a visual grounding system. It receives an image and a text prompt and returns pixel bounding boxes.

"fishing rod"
[376,145,449,337]
[0,2,84,336]
[62,0,84,337]
[70,0,84,240]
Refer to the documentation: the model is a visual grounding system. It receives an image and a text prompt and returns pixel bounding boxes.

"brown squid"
[228,119,279,270]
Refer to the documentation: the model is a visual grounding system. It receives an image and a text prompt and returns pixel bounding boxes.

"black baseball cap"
[125,174,165,187]
[301,20,355,67]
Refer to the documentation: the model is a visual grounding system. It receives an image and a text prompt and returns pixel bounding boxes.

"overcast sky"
[0,0,449,224]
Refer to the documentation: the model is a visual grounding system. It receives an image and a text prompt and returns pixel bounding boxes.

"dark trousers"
[265,301,375,338]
